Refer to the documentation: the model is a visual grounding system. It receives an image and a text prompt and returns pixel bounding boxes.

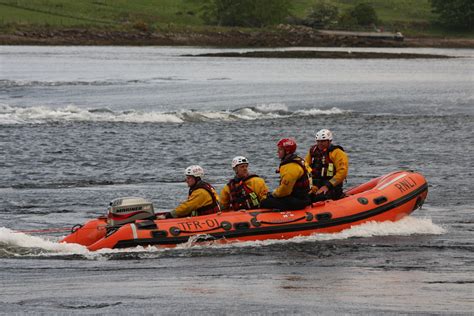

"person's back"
[220,156,268,211]
[275,153,311,199]
[260,138,311,210]
[306,129,348,202]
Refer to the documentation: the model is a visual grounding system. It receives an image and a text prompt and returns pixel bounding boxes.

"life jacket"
[278,154,311,198]
[228,174,261,211]
[310,144,344,182]
[189,180,221,216]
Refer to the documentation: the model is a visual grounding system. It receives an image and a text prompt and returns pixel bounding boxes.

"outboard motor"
[107,197,155,227]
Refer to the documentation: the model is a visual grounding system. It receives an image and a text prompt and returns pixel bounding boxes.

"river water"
[0,46,473,314]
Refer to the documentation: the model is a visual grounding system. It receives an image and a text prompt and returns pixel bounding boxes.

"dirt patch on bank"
[1,26,473,48]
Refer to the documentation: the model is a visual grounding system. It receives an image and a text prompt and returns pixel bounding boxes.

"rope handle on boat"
[255,215,307,225]
[173,226,219,234]
[71,224,83,233]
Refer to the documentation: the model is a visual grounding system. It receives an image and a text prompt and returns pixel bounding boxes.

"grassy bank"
[0,0,472,46]
[0,0,201,30]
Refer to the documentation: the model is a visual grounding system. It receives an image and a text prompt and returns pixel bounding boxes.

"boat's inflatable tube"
[61,170,428,250]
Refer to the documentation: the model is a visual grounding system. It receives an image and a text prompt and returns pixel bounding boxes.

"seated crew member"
[220,156,269,211]
[306,129,348,202]
[260,138,311,210]
[159,165,221,218]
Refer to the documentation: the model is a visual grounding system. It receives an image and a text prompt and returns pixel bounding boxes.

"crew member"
[161,165,221,218]
[260,138,311,210]
[306,129,348,202]
[220,156,269,211]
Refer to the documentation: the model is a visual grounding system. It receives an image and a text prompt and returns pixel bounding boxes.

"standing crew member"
[220,156,269,211]
[260,138,311,210]
[306,129,348,202]
[160,165,220,218]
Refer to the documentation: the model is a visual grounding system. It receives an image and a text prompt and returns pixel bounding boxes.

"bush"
[199,0,292,27]
[349,3,378,26]
[132,20,149,32]
[305,0,339,29]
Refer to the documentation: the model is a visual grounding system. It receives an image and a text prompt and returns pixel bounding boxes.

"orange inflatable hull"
[61,170,428,251]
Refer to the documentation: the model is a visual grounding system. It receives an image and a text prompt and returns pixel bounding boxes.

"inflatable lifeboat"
[61,170,428,251]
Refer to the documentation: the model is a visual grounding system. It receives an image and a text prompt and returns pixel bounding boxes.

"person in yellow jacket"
[160,165,221,218]
[220,156,268,211]
[260,138,312,210]
[306,129,348,202]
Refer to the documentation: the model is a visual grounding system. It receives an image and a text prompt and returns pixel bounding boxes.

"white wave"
[0,104,184,124]
[0,227,164,259]
[0,104,348,125]
[254,103,289,113]
[0,79,124,87]
[0,227,89,255]
[295,106,345,116]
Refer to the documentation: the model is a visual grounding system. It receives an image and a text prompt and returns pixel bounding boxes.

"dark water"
[0,46,473,314]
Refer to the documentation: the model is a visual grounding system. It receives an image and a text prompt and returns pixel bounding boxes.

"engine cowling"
[107,197,155,227]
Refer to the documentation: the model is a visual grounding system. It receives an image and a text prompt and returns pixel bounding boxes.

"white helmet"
[232,156,249,168]
[184,165,204,178]
[315,129,333,141]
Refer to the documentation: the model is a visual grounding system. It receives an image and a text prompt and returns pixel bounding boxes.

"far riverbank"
[2,26,474,48]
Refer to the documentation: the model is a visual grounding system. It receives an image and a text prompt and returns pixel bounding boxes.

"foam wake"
[0,216,445,259]
[0,104,346,124]
[178,216,446,249]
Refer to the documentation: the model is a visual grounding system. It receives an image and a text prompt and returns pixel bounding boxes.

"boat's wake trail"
[0,216,445,259]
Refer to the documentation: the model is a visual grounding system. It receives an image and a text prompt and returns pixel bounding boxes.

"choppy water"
[0,46,473,314]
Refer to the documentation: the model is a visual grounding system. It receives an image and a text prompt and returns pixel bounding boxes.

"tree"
[305,0,339,29]
[349,3,378,26]
[199,0,292,27]
[430,0,473,30]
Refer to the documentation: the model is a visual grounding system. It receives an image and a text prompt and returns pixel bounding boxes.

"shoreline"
[2,27,474,48]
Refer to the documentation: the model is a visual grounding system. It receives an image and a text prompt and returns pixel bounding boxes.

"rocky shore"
[1,25,473,48]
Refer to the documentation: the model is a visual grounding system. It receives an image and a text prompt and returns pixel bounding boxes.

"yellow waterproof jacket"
[305,146,348,189]
[171,186,220,218]
[220,176,269,211]
[273,158,311,198]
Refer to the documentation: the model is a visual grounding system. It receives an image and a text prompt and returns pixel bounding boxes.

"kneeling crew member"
[163,165,220,218]
[306,129,348,202]
[260,138,311,210]
[220,156,269,211]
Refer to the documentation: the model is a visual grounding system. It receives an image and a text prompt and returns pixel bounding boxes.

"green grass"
[0,0,471,37]
[0,0,203,28]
